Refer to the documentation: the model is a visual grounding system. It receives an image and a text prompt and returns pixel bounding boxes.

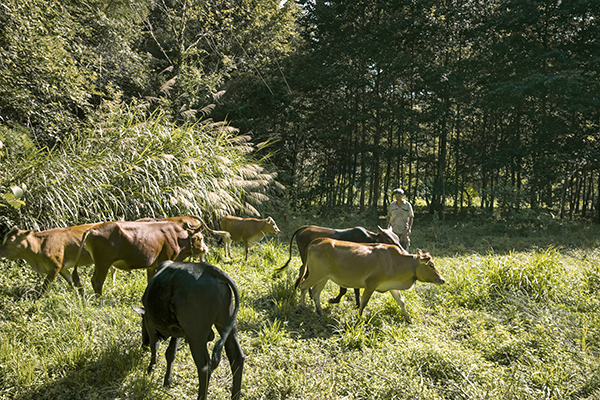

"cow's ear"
[131,306,145,317]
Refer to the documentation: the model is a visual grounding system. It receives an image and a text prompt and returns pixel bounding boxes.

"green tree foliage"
[0,0,599,224]
[278,0,600,220]
[0,0,93,147]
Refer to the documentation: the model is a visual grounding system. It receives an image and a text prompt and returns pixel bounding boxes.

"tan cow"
[0,224,100,295]
[273,224,405,306]
[296,238,445,322]
[219,216,280,260]
[77,220,207,295]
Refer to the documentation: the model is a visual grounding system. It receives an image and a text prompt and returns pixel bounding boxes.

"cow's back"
[34,224,98,267]
[137,215,202,231]
[87,221,187,270]
[143,262,231,337]
[220,216,256,241]
[295,225,337,262]
[306,238,404,289]
[295,226,375,263]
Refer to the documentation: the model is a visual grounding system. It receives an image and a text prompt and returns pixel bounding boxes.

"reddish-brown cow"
[77,220,207,295]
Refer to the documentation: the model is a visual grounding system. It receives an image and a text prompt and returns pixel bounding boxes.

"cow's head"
[376,226,407,253]
[189,231,208,261]
[415,249,445,285]
[264,217,280,234]
[0,226,35,259]
[132,306,150,347]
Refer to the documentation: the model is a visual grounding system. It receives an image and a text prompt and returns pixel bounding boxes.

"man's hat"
[393,188,404,195]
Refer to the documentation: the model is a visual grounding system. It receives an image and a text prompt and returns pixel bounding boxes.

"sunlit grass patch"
[1,222,600,399]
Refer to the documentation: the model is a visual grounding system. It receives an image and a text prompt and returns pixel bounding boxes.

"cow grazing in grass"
[274,225,406,306]
[219,216,280,260]
[77,220,207,295]
[0,224,101,295]
[296,238,445,322]
[133,260,244,400]
[196,217,233,258]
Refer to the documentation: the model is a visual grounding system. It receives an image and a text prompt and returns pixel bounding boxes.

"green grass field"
[1,215,599,399]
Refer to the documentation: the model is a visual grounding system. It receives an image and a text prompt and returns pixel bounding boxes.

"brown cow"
[219,216,280,260]
[0,224,101,295]
[296,238,445,322]
[274,225,406,306]
[77,220,207,295]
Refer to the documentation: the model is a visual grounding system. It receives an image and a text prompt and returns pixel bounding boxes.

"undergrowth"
[0,220,599,399]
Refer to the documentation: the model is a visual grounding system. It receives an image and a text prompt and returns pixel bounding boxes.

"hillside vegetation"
[0,216,599,400]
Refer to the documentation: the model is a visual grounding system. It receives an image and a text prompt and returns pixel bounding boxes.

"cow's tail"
[209,265,241,370]
[190,215,214,233]
[272,226,305,279]
[74,226,95,268]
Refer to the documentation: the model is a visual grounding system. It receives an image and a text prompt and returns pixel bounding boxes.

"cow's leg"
[110,266,117,285]
[148,334,161,373]
[71,267,84,296]
[358,287,376,316]
[40,274,54,296]
[59,268,85,296]
[223,330,245,400]
[163,337,181,387]
[90,263,112,296]
[243,240,249,260]
[187,337,212,400]
[353,288,361,308]
[298,271,320,308]
[390,289,411,323]
[224,235,232,258]
[58,269,75,288]
[328,286,348,304]
[299,286,308,306]
[310,280,328,316]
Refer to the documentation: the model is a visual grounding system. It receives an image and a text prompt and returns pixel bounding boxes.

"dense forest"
[1,0,599,227]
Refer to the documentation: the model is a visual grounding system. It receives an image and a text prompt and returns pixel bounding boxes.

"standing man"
[386,188,414,251]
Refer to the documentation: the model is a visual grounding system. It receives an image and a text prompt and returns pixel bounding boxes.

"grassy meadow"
[1,214,600,399]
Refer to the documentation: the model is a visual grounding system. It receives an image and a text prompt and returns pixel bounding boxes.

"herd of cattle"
[0,214,445,399]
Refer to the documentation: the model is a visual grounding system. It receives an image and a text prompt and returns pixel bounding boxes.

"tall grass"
[0,101,280,230]
[0,221,599,399]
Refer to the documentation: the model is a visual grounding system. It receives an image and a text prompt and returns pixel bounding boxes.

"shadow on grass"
[239,291,342,340]
[13,342,150,400]
[409,213,600,257]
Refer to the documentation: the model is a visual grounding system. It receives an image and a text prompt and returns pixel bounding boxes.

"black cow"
[273,225,407,306]
[133,260,244,400]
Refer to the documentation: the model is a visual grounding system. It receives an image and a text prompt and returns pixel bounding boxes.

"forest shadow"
[407,212,600,257]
